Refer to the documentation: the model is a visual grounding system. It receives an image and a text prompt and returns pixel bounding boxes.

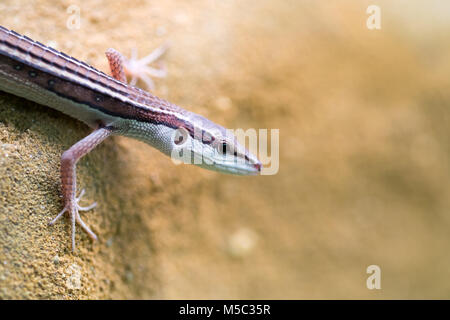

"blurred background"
[0,0,449,299]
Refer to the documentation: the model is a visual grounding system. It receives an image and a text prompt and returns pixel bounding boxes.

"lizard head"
[122,108,261,175]
[169,114,262,175]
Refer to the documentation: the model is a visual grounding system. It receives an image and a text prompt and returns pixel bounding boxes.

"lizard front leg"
[49,127,114,251]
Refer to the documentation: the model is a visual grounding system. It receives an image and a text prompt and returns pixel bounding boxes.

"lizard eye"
[217,142,233,156]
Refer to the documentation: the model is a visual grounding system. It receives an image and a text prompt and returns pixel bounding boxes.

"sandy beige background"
[0,0,449,299]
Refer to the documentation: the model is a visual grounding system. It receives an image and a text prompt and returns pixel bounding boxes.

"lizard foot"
[48,189,98,244]
[124,43,169,91]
